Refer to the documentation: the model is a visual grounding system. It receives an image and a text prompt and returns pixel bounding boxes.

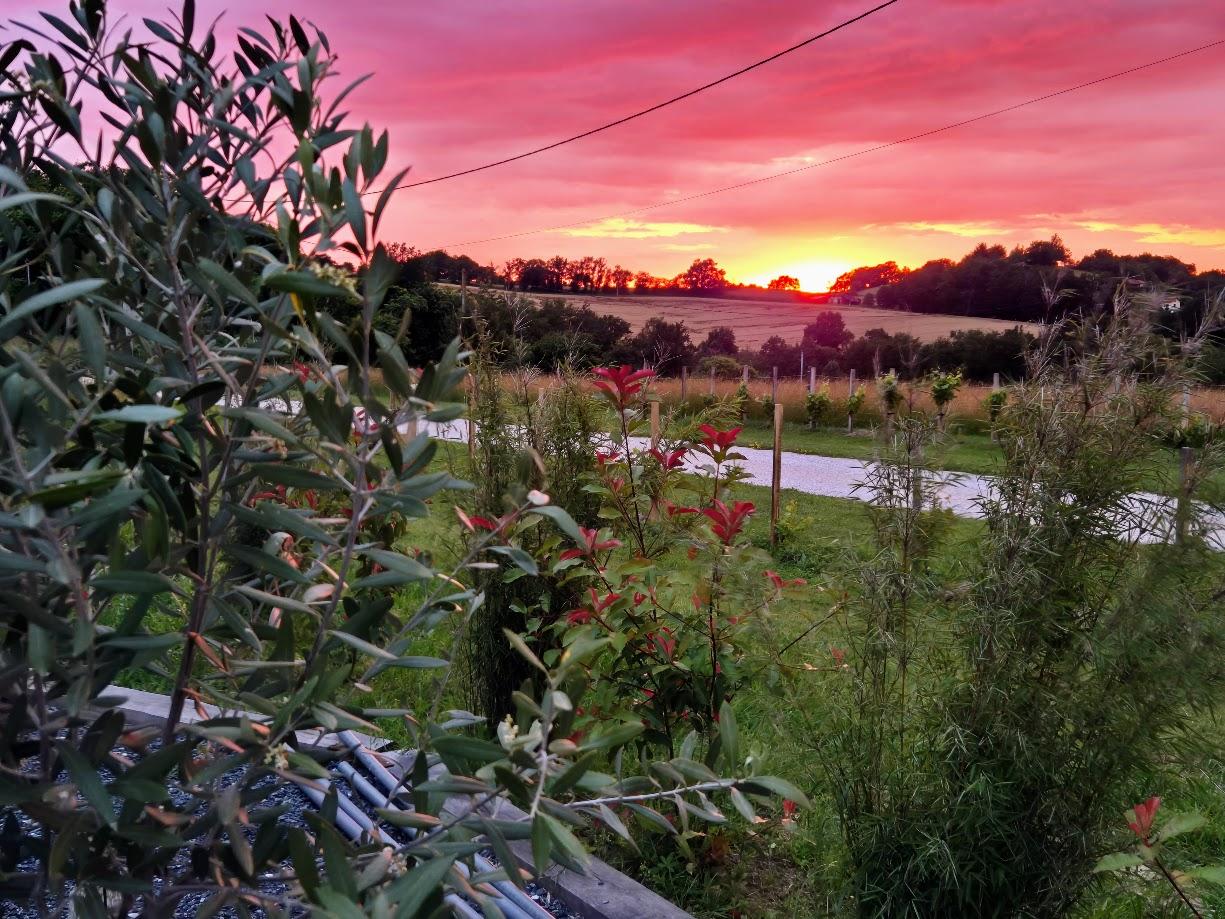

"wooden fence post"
[771,366,779,403]
[709,366,716,396]
[467,375,476,461]
[799,351,805,381]
[680,365,688,402]
[742,364,749,385]
[650,399,661,446]
[770,402,784,548]
[809,365,816,395]
[1182,384,1191,428]
[847,369,856,434]
[992,372,1000,391]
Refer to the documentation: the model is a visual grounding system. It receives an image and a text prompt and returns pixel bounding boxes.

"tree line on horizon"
[390,235,1225,329]
[13,175,1221,384]
[316,241,1225,386]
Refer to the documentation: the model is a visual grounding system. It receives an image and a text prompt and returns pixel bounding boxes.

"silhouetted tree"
[755,335,802,375]
[1021,235,1070,267]
[920,327,1036,381]
[768,274,800,291]
[625,317,694,374]
[842,328,922,379]
[610,265,633,294]
[678,258,727,294]
[698,326,738,358]
[633,271,666,292]
[831,261,907,293]
[801,312,853,350]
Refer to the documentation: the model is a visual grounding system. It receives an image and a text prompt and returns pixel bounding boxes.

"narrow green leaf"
[580,721,644,752]
[740,775,809,808]
[530,816,550,873]
[56,744,115,828]
[0,191,65,211]
[1188,865,1225,885]
[718,701,740,768]
[385,854,455,917]
[489,545,538,576]
[198,258,258,307]
[502,628,546,673]
[95,405,183,424]
[73,304,107,379]
[1158,812,1207,841]
[3,279,105,329]
[528,505,585,545]
[288,827,320,900]
[91,570,177,596]
[729,787,757,823]
[1092,852,1145,873]
[327,630,396,661]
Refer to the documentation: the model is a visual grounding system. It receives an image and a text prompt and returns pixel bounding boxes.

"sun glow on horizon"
[741,258,855,294]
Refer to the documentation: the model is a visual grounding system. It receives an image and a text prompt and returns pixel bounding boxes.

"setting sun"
[743,259,855,293]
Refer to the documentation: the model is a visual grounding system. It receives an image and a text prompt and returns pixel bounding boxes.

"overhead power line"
[431,38,1225,250]
[379,0,900,192]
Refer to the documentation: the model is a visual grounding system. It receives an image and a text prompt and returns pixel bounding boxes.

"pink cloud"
[7,0,1224,283]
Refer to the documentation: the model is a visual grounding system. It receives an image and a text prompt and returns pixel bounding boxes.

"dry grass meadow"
[522,371,1225,425]
[466,286,1042,346]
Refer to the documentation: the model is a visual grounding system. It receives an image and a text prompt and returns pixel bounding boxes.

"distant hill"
[439,283,1037,347]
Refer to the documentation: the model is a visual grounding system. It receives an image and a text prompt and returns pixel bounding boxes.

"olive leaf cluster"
[0,3,793,916]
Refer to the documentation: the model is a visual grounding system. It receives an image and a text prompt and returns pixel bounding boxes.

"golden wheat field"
[465,286,1041,346]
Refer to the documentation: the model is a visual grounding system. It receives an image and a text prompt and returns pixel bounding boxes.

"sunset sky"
[13,0,1225,291]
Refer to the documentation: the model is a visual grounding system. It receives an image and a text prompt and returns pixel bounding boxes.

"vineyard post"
[467,377,475,461]
[993,372,1000,391]
[847,369,857,434]
[709,366,716,396]
[1182,384,1191,428]
[809,365,817,395]
[650,399,661,446]
[772,366,779,403]
[884,369,896,439]
[799,351,805,381]
[742,364,749,385]
[770,402,784,548]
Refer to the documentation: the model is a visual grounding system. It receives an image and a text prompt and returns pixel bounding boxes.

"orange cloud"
[561,217,728,239]
[1073,221,1225,249]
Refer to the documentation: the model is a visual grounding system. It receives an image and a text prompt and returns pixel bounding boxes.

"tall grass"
[513,371,1225,429]
[810,292,1225,917]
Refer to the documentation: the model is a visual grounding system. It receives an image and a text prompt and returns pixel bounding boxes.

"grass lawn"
[735,418,1002,474]
[730,416,1225,502]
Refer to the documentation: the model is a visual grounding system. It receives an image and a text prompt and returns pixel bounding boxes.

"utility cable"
[432,38,1225,249]
[376,0,900,192]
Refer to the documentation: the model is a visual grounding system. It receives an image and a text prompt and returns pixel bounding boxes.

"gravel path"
[425,419,1225,549]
